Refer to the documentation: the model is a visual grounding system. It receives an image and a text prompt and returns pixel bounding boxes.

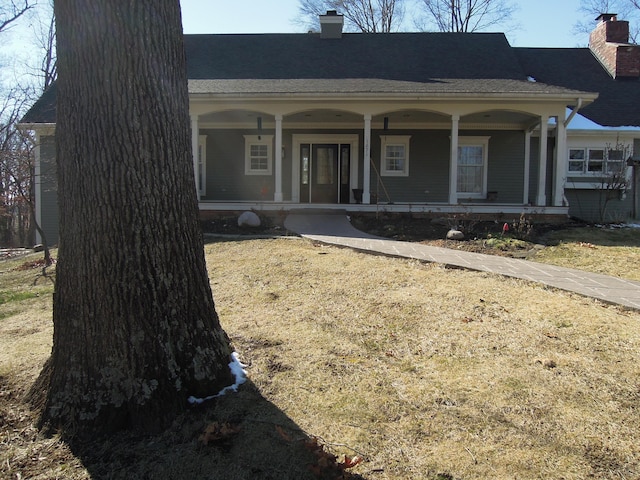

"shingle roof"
[22,32,598,125]
[185,32,525,80]
[515,47,640,127]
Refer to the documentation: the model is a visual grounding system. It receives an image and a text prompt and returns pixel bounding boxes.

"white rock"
[446,229,465,240]
[237,211,261,228]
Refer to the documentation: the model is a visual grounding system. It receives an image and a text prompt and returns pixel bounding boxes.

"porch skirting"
[198,201,570,223]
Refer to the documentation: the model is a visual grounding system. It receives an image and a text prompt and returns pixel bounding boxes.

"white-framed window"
[197,135,206,196]
[380,135,411,176]
[244,135,273,175]
[457,136,490,197]
[568,147,626,175]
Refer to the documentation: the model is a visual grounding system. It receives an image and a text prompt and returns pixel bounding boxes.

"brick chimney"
[589,13,640,79]
[320,10,344,39]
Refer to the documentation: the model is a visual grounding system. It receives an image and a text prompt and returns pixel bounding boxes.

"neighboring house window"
[568,147,625,174]
[380,135,411,176]
[197,135,206,196]
[244,135,273,175]
[457,136,489,197]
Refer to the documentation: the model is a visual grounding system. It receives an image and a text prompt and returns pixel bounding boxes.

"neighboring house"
[20,12,640,244]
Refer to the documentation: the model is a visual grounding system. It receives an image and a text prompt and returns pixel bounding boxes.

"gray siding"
[369,129,526,203]
[371,129,450,203]
[566,189,633,223]
[39,135,59,245]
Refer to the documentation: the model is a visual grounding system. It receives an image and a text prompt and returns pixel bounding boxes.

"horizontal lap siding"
[370,130,525,204]
[481,130,525,203]
[566,189,633,222]
[371,130,450,203]
[40,135,59,244]
[203,129,282,201]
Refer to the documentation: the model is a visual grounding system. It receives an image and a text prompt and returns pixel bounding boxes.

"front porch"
[190,98,579,219]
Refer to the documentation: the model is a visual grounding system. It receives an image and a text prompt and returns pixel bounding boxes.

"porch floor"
[284,210,640,310]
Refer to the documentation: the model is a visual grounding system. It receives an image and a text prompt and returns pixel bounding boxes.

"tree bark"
[38,0,233,433]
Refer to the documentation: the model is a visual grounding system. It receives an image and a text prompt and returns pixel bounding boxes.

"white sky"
[180,0,590,47]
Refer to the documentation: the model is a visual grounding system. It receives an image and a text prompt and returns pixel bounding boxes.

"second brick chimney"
[589,13,640,79]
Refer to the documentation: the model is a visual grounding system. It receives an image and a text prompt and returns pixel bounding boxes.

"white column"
[449,114,460,204]
[536,115,548,206]
[190,114,200,200]
[363,114,372,204]
[274,114,283,202]
[523,130,531,205]
[554,115,567,206]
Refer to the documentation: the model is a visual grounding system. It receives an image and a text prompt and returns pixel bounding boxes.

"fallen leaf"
[198,421,241,445]
[340,455,364,469]
[275,425,292,442]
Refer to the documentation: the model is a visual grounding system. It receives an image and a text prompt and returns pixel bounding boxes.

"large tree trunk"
[39,0,233,433]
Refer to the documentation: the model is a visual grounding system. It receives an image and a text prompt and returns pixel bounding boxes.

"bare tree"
[596,140,633,222]
[0,0,33,33]
[418,0,517,32]
[0,87,32,246]
[575,0,639,43]
[298,0,405,32]
[0,1,56,249]
[34,1,56,91]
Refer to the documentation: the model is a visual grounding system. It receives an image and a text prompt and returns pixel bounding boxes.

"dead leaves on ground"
[199,421,364,478]
[276,425,364,479]
[198,421,242,446]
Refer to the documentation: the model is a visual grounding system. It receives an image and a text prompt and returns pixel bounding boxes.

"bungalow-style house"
[21,12,640,244]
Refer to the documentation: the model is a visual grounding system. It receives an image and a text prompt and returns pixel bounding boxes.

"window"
[568,147,627,175]
[568,148,586,173]
[607,149,625,173]
[197,135,206,196]
[457,136,489,197]
[244,135,273,175]
[380,135,411,176]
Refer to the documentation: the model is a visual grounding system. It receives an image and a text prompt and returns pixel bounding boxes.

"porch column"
[274,114,283,202]
[449,114,460,204]
[363,114,372,204]
[523,130,531,205]
[553,115,567,207]
[190,114,200,201]
[536,115,548,206]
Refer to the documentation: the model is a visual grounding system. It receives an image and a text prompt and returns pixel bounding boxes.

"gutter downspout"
[564,98,584,128]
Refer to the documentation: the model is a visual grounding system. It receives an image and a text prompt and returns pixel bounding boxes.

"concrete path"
[284,210,640,310]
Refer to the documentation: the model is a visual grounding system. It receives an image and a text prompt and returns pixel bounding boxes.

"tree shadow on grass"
[65,379,367,480]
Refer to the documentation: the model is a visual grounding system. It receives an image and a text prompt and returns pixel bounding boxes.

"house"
[20,11,640,245]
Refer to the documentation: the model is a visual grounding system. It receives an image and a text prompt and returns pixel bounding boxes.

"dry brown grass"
[531,226,640,281]
[2,237,640,479]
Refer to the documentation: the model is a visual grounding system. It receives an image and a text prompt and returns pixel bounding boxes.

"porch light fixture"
[384,117,389,131]
[257,116,262,140]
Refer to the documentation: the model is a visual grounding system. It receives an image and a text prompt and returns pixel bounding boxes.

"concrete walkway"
[284,210,640,310]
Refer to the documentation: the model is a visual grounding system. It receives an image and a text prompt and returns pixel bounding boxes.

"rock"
[446,229,465,240]
[33,244,45,252]
[237,211,261,228]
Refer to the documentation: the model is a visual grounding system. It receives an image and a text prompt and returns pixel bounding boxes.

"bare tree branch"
[297,0,405,32]
[0,0,33,34]
[419,0,518,33]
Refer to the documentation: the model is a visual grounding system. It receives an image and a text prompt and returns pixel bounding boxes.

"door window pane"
[316,148,334,185]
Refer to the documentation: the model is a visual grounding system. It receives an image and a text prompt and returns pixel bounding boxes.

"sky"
[180,0,591,47]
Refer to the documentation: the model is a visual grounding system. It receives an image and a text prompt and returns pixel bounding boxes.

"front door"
[300,143,350,204]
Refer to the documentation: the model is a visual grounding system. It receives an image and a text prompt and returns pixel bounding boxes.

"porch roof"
[188,78,591,98]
